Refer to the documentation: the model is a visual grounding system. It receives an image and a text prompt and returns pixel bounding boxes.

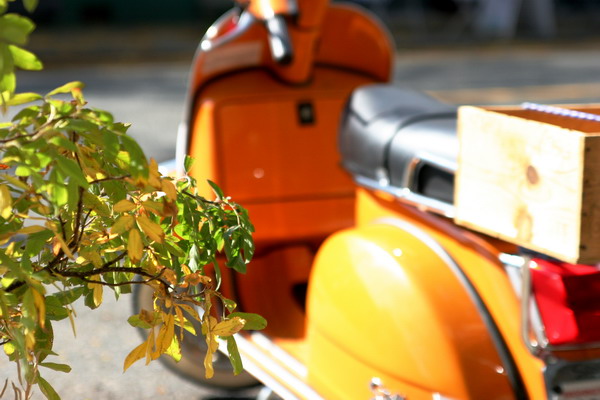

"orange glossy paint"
[187,3,393,345]
[306,215,514,398]
[335,187,548,399]
[184,2,600,398]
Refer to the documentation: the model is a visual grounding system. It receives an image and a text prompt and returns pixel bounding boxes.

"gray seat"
[339,84,458,206]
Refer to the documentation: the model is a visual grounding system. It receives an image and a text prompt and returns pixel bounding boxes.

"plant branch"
[88,175,130,185]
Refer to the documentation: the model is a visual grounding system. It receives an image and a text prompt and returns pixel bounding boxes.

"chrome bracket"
[370,378,406,400]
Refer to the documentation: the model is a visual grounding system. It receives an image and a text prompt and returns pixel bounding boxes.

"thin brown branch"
[0,131,38,145]
[0,378,8,398]
[75,275,161,288]
[4,280,25,292]
[88,175,130,185]
[70,187,85,248]
[181,190,220,205]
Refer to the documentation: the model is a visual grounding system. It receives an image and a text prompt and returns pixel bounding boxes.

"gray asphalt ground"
[4,10,600,400]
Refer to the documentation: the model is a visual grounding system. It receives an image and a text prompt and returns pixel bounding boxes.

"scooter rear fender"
[306,220,515,399]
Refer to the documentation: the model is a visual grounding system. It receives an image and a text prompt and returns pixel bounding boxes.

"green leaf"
[0,14,35,46]
[5,91,42,106]
[37,375,60,400]
[127,314,152,330]
[47,182,68,208]
[226,336,243,375]
[164,241,186,258]
[23,229,53,258]
[55,155,89,189]
[0,70,15,95]
[120,134,147,178]
[44,296,70,321]
[207,180,224,200]
[9,45,42,70]
[0,0,7,14]
[184,155,194,172]
[39,362,71,373]
[102,129,119,160]
[48,135,77,153]
[82,191,111,217]
[23,0,39,13]
[47,81,84,96]
[64,119,98,134]
[35,320,55,363]
[228,312,267,330]
[188,244,200,272]
[50,287,85,306]
[84,290,100,310]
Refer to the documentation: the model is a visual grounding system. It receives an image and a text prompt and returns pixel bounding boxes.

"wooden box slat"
[455,105,600,264]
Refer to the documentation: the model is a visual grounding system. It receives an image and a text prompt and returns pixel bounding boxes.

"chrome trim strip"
[375,218,527,400]
[251,332,308,378]
[355,175,455,218]
[221,333,323,400]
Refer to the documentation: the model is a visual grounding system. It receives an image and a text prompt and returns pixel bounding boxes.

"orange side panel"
[188,67,372,245]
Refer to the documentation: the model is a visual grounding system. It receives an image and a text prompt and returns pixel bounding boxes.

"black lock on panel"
[297,101,315,125]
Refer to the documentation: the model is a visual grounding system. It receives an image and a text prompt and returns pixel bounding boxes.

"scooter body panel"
[167,1,565,398]
[184,3,394,343]
[188,67,371,239]
[353,188,548,399]
[306,200,515,399]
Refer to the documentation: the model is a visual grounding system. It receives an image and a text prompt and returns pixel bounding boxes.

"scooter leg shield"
[305,223,515,400]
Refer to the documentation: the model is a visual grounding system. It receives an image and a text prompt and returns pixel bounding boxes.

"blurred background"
[4,0,600,399]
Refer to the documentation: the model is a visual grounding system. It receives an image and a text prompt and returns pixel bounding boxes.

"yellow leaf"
[0,184,12,219]
[5,242,14,257]
[79,251,102,268]
[202,316,220,379]
[128,229,143,263]
[176,304,201,322]
[161,269,177,286]
[184,272,211,287]
[141,200,163,215]
[25,330,36,351]
[123,341,148,372]
[52,237,61,256]
[174,306,186,341]
[161,179,177,201]
[52,234,75,259]
[204,346,214,379]
[212,316,246,337]
[148,159,162,189]
[3,342,15,356]
[153,313,175,359]
[32,289,46,329]
[164,336,182,362]
[137,214,164,244]
[94,232,119,244]
[88,275,103,307]
[111,214,134,235]
[145,327,156,365]
[114,199,136,213]
[16,225,46,235]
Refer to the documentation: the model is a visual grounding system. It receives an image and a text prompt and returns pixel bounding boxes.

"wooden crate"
[454,104,600,264]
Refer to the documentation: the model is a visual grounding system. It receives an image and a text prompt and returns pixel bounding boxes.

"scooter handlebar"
[265,15,294,65]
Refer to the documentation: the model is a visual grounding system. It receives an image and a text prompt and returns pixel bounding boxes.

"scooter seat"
[339,84,458,208]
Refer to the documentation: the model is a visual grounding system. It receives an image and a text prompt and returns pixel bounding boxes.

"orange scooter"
[135,0,600,398]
